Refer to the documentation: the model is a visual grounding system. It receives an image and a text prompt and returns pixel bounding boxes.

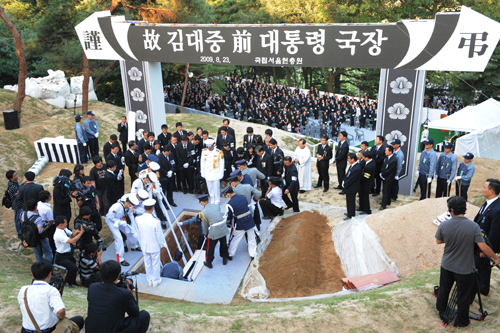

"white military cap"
[147,172,158,182]
[126,194,139,206]
[143,198,156,207]
[149,161,160,171]
[205,138,215,146]
[137,189,149,200]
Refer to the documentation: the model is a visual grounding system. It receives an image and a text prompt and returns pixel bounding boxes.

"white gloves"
[83,143,87,146]
[427,177,432,184]
[178,222,184,226]
[183,163,189,169]
[394,176,399,180]
[455,176,462,181]
[117,169,123,181]
[248,161,253,166]
[379,173,385,180]
[114,220,126,228]
[95,132,99,138]
[167,170,173,178]
[447,180,451,186]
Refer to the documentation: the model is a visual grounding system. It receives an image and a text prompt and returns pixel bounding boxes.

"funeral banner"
[76,6,500,72]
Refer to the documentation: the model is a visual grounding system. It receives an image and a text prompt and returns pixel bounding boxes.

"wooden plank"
[342,271,399,290]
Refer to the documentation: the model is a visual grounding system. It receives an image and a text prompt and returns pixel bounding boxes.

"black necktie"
[479,202,487,215]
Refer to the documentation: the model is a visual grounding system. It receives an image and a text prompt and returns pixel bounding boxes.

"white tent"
[427,98,500,132]
[455,124,500,160]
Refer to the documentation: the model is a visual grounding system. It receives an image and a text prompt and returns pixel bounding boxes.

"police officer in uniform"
[436,142,458,198]
[455,153,475,201]
[418,138,437,200]
[237,160,265,186]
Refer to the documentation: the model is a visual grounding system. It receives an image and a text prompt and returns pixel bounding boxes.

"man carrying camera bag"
[85,260,150,333]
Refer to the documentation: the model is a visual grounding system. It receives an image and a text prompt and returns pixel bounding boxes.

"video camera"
[74,218,97,233]
[117,271,139,303]
[53,176,90,199]
[96,239,107,252]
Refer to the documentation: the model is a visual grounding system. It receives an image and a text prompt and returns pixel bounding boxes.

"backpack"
[21,212,40,248]
[2,189,12,209]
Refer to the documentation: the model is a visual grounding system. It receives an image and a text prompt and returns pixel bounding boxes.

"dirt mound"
[259,211,344,298]
[365,197,480,277]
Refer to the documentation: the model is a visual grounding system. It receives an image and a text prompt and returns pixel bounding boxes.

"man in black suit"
[216,126,235,150]
[256,145,273,194]
[359,150,375,215]
[106,143,125,197]
[334,131,349,193]
[176,135,195,194]
[342,153,362,220]
[379,145,397,210]
[243,126,257,150]
[157,124,171,148]
[136,131,148,155]
[282,156,300,212]
[158,146,176,207]
[15,171,44,211]
[103,134,120,162]
[117,116,128,153]
[217,118,236,140]
[370,135,385,196]
[269,138,284,177]
[172,122,188,141]
[314,135,333,192]
[125,141,139,186]
[85,260,150,333]
[474,179,500,296]
[104,160,120,213]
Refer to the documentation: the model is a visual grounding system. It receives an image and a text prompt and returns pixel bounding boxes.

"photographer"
[79,242,103,287]
[20,198,53,263]
[17,259,84,333]
[435,196,500,327]
[53,215,86,288]
[74,206,101,250]
[53,169,78,222]
[76,176,102,231]
[85,260,150,333]
[37,190,56,258]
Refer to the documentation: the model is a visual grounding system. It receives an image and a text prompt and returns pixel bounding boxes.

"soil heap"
[365,197,480,277]
[259,211,344,298]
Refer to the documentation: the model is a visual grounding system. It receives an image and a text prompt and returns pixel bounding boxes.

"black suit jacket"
[243,134,257,148]
[360,160,376,192]
[157,132,172,148]
[117,123,128,143]
[270,147,284,176]
[343,163,362,194]
[475,199,500,253]
[176,142,195,168]
[257,152,273,178]
[172,130,188,141]
[218,126,236,139]
[158,152,174,180]
[136,138,146,155]
[16,182,44,211]
[316,144,333,166]
[216,133,235,150]
[85,282,141,333]
[370,144,385,165]
[106,152,124,175]
[381,155,397,179]
[103,142,114,160]
[284,163,299,193]
[105,171,120,204]
[335,140,349,165]
[124,150,138,177]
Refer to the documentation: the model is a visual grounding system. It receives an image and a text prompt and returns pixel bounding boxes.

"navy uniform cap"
[221,185,231,195]
[197,194,209,202]
[424,138,434,145]
[443,142,453,149]
[391,139,401,145]
[75,115,81,121]
[147,154,159,162]
[235,159,247,165]
[463,152,474,159]
[230,169,242,178]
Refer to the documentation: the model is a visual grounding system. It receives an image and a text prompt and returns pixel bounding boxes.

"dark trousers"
[316,162,330,189]
[194,172,203,192]
[22,316,84,333]
[436,177,451,198]
[175,170,182,191]
[391,179,399,200]
[474,253,491,296]
[96,188,105,216]
[45,225,57,259]
[160,179,174,205]
[374,163,382,194]
[90,213,102,232]
[418,173,431,200]
[120,140,127,154]
[359,190,371,213]
[436,266,474,326]
[260,179,269,195]
[87,137,99,158]
[346,192,356,218]
[82,272,102,287]
[381,177,394,208]
[205,235,228,263]
[55,252,77,286]
[455,182,469,202]
[282,190,299,212]
[122,310,150,333]
[77,142,88,164]
[178,167,194,191]
[336,161,346,188]
[254,200,283,229]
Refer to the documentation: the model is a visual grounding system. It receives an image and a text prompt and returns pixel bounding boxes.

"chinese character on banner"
[143,29,161,51]
[255,57,261,64]
[306,29,325,55]
[167,29,184,52]
[83,31,102,51]
[260,30,279,55]
[361,29,388,56]
[206,31,225,53]
[281,30,304,54]
[458,32,488,58]
[336,31,361,55]
[187,29,203,53]
[232,30,252,53]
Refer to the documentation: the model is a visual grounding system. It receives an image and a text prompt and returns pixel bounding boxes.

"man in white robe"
[293,139,312,192]
[135,199,168,287]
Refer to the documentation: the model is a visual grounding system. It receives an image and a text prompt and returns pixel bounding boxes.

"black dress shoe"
[359,211,371,215]
[131,246,142,251]
[278,210,284,216]
[256,236,261,245]
[203,261,213,269]
[356,207,362,211]
[223,257,228,265]
[344,213,348,216]
[161,222,167,229]
[343,217,352,221]
[284,206,293,210]
[299,190,306,194]
[339,191,346,195]
[121,260,130,267]
[124,245,129,253]
[314,184,322,188]
[334,186,343,190]
[372,193,380,197]
[323,188,328,192]
[171,203,177,207]
[183,189,188,194]
[228,256,233,261]
[379,206,386,211]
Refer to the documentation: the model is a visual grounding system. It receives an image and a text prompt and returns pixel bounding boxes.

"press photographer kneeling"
[85,260,150,333]
[18,259,84,333]
[79,242,103,287]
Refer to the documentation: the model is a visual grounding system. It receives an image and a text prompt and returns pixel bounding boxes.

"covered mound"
[365,197,480,277]
[259,211,344,298]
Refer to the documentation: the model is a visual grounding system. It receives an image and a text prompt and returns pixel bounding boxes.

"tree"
[0,5,27,124]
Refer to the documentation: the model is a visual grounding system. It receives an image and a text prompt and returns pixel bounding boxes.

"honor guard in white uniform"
[133,189,150,216]
[200,138,224,204]
[105,194,141,266]
[135,199,168,287]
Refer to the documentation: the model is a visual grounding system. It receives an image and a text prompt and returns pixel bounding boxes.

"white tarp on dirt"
[427,98,500,132]
[455,124,500,160]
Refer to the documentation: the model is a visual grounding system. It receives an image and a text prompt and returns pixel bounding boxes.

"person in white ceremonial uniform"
[200,138,224,204]
[105,194,141,266]
[135,199,167,287]
[293,139,312,192]
[133,189,150,216]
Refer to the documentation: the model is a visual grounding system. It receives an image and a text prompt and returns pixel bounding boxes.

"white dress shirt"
[53,228,72,254]
[18,281,65,330]
[267,187,284,208]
